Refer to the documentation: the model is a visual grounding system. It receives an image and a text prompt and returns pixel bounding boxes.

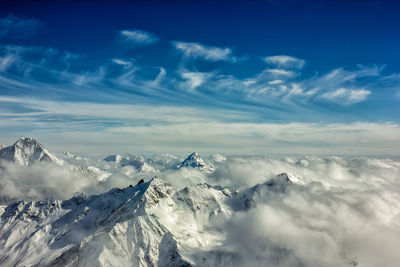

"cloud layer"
[1,153,399,266]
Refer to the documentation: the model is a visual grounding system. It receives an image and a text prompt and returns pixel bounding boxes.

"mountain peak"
[177,152,214,173]
[104,154,123,164]
[275,172,304,185]
[0,137,62,166]
[264,172,304,189]
[188,152,199,159]
[14,137,44,149]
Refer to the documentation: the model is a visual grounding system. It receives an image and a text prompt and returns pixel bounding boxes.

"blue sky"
[0,0,399,156]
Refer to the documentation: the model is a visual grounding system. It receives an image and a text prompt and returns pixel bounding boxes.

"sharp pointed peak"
[188,152,199,158]
[177,152,214,173]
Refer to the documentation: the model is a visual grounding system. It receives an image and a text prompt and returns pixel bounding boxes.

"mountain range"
[1,137,398,267]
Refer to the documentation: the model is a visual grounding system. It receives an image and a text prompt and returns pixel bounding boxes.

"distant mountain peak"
[263,172,305,190]
[104,154,123,164]
[177,152,214,173]
[275,172,304,185]
[0,137,63,166]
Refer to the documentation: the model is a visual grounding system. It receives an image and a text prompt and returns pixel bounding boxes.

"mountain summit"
[0,137,63,166]
[177,152,214,173]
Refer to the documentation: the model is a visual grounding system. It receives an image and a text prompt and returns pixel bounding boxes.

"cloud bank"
[1,153,399,266]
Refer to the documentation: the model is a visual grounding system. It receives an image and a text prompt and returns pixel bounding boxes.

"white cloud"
[263,55,305,69]
[179,70,212,91]
[263,68,297,78]
[120,29,159,45]
[0,96,399,155]
[173,41,235,62]
[153,67,167,86]
[112,58,133,68]
[348,89,371,103]
[321,88,371,104]
[268,79,283,85]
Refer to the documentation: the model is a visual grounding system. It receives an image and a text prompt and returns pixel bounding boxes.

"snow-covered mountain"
[0,172,303,266]
[0,137,64,166]
[177,152,214,173]
[1,139,399,266]
[0,177,240,266]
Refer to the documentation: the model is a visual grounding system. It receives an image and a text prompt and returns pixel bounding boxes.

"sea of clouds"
[1,153,400,266]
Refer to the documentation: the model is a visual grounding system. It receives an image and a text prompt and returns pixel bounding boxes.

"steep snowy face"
[0,137,63,166]
[177,152,215,173]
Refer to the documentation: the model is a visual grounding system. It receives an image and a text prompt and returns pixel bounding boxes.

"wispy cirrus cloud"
[0,14,43,40]
[263,55,306,69]
[120,29,159,45]
[321,87,371,104]
[173,41,236,62]
[111,58,133,68]
[1,40,399,141]
[0,41,399,155]
[304,65,384,104]
[0,96,399,155]
[179,70,213,91]
[262,68,298,78]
